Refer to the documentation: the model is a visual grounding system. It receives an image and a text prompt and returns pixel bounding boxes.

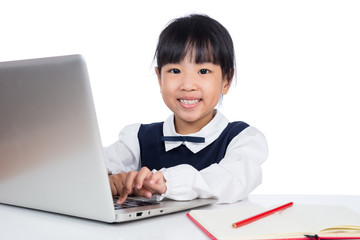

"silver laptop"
[0,55,215,223]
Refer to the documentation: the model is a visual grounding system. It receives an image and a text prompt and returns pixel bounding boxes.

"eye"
[169,68,181,74]
[198,69,210,74]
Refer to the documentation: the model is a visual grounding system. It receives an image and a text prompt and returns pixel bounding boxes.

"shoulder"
[138,122,164,140]
[118,123,142,139]
[231,124,267,144]
[119,121,165,140]
[226,125,268,162]
[226,120,264,139]
[138,121,164,130]
[227,121,250,133]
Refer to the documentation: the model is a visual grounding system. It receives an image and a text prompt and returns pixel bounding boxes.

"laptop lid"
[0,55,215,223]
[0,55,116,222]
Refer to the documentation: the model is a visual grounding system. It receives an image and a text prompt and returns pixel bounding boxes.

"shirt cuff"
[151,168,168,201]
[158,165,215,201]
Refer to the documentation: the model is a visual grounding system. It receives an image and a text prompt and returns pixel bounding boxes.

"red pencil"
[232,202,294,228]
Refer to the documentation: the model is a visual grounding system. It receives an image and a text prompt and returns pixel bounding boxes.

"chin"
[178,116,199,123]
[178,112,210,123]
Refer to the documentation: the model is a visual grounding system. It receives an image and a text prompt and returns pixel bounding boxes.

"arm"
[104,124,141,198]
[104,123,141,174]
[161,126,268,203]
[105,124,167,202]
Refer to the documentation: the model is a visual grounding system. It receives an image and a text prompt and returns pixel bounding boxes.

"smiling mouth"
[179,99,200,105]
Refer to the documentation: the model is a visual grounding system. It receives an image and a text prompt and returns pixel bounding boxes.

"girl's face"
[156,54,231,134]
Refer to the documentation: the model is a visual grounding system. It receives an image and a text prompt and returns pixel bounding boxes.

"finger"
[109,177,118,196]
[146,171,167,194]
[134,167,152,190]
[136,187,153,199]
[123,171,137,194]
[117,192,127,204]
[109,173,127,196]
[149,171,164,184]
[117,171,137,204]
[117,184,131,204]
[113,178,124,197]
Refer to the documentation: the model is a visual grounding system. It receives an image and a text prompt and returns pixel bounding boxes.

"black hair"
[154,14,235,82]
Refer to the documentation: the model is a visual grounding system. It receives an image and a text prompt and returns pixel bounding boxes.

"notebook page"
[188,204,360,240]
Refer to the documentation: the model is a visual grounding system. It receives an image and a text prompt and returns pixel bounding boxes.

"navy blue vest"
[138,121,249,171]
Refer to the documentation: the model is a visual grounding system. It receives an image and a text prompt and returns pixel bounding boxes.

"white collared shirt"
[104,111,268,203]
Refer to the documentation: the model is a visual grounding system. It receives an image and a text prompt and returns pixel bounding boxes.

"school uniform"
[104,111,268,204]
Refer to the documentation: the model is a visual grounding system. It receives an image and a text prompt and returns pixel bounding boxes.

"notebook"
[0,54,215,223]
[187,203,360,240]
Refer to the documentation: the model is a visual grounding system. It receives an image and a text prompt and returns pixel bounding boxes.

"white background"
[1,0,359,195]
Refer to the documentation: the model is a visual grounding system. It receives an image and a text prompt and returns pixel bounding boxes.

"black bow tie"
[161,136,205,143]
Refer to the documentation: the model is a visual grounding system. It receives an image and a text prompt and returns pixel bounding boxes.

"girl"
[105,14,268,204]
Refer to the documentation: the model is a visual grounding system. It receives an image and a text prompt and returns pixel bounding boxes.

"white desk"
[1,194,359,240]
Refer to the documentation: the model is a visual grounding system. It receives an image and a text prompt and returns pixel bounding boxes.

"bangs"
[157,33,219,67]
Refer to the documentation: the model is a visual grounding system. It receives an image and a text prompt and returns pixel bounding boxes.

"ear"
[221,79,232,95]
[155,67,162,92]
[221,70,234,95]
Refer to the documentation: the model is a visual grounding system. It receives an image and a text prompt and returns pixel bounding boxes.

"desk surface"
[1,194,359,240]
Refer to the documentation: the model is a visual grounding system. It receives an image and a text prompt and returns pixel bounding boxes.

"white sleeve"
[160,126,268,203]
[103,123,142,174]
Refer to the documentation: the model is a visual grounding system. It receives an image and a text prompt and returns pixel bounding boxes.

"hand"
[116,167,167,204]
[109,172,128,196]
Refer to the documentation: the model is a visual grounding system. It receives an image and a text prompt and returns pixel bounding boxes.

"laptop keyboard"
[113,197,160,210]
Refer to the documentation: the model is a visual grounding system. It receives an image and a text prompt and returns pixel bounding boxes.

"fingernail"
[136,184,141,189]
[145,192,151,198]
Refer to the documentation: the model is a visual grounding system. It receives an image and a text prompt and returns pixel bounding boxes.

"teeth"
[180,99,200,104]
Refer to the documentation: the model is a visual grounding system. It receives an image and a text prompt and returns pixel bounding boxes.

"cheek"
[160,82,176,101]
[202,84,223,103]
[161,79,178,92]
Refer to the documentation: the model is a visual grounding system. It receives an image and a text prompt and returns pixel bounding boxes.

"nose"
[180,72,198,92]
